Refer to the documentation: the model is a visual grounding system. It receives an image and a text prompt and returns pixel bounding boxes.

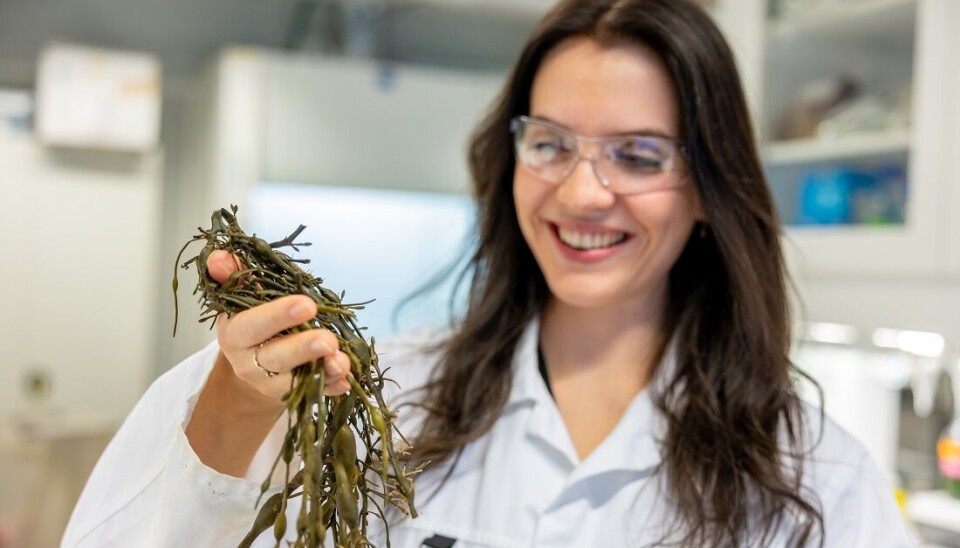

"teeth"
[557,228,627,250]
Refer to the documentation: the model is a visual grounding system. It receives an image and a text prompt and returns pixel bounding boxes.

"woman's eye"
[610,142,666,173]
[528,139,571,162]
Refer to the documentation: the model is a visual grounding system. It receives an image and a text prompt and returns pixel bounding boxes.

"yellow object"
[894,488,908,513]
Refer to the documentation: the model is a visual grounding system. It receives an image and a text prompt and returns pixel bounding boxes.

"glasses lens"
[511,118,683,193]
[600,137,678,194]
[515,120,575,181]
[605,137,672,173]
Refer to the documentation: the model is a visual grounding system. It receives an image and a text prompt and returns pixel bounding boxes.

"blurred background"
[0,0,959,545]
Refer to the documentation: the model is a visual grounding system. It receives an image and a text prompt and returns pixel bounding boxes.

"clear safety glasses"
[510,115,687,195]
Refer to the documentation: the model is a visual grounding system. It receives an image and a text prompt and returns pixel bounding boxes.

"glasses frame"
[509,115,688,196]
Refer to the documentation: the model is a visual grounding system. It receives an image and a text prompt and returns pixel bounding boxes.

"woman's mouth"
[556,226,628,250]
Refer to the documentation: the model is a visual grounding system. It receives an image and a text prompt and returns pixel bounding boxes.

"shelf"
[780,222,939,276]
[764,130,911,165]
[786,223,904,235]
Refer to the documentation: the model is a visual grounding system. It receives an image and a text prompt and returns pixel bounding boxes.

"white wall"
[263,53,503,192]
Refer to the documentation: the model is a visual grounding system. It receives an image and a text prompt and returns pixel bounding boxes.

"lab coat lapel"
[506,317,582,470]
[506,317,670,478]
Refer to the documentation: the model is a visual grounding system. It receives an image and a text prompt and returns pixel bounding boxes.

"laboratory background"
[0,0,958,545]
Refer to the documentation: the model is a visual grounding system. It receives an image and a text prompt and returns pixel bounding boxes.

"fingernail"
[310,338,329,354]
[290,302,314,318]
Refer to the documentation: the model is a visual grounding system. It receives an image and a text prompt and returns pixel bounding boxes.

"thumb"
[206,249,243,285]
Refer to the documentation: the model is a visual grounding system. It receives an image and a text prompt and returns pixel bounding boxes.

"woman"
[64,0,911,546]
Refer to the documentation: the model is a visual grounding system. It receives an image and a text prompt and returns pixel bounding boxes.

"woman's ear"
[690,187,710,239]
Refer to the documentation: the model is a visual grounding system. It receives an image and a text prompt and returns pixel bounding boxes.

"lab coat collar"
[506,316,671,477]
[505,315,545,408]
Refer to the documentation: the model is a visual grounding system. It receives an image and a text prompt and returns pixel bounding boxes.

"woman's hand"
[207,250,352,401]
[184,250,352,477]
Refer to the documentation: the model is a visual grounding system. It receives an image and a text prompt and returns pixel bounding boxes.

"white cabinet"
[0,132,161,419]
[732,0,959,276]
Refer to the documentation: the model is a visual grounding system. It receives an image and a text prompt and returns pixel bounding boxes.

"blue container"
[798,169,875,225]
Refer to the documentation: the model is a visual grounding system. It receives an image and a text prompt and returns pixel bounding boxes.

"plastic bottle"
[940,420,960,498]
[939,360,960,498]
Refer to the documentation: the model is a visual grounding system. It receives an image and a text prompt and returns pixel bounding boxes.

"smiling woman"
[63,0,912,547]
[513,37,702,315]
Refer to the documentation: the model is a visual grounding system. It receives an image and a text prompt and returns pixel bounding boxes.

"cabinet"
[736,0,960,276]
[0,131,162,420]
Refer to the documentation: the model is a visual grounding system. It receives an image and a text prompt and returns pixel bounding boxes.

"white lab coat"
[62,318,913,547]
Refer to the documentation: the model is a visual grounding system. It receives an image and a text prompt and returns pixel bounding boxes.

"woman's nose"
[555,156,617,212]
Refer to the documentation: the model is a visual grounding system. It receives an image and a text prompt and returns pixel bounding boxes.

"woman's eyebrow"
[529,114,674,139]
[608,128,675,140]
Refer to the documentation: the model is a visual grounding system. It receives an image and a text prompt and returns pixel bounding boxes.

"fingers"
[207,249,242,284]
[323,351,353,396]
[252,329,341,376]
[217,298,354,399]
[220,295,318,349]
[206,251,355,399]
[232,331,352,398]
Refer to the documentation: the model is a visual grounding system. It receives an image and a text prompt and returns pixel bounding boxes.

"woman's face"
[513,36,703,313]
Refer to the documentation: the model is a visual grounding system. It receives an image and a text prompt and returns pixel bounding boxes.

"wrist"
[184,352,284,477]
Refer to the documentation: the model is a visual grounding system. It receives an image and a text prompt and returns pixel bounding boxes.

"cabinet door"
[0,134,161,418]
[759,0,955,277]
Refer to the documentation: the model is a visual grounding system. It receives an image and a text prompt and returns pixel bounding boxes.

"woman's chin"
[545,279,623,311]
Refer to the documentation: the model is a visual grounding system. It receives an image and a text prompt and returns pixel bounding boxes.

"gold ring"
[253,341,280,378]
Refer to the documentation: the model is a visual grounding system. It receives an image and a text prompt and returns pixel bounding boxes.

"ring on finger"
[253,341,281,378]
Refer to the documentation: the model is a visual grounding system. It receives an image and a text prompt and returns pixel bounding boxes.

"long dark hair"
[405,0,824,545]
